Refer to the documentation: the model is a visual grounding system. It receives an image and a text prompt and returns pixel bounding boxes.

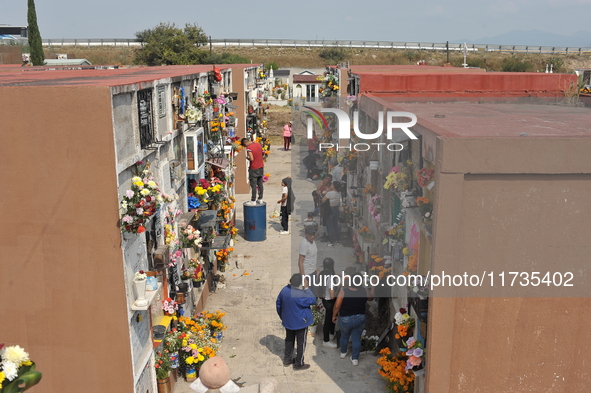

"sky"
[2,0,591,45]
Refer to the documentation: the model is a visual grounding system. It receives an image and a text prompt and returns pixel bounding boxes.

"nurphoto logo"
[304,107,418,152]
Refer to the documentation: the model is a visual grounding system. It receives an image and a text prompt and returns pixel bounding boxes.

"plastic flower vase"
[133,278,148,307]
[170,352,179,369]
[185,365,197,382]
[157,376,171,393]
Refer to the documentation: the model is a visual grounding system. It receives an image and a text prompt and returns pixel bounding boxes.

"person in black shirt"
[318,258,338,348]
[332,272,374,366]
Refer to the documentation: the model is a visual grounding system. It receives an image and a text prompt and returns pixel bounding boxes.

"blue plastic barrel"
[244,202,267,241]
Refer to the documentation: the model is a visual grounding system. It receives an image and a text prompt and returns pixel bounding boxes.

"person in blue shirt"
[276,273,317,370]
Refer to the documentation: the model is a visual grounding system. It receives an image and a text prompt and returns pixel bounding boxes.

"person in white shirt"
[277,177,295,234]
[299,225,318,290]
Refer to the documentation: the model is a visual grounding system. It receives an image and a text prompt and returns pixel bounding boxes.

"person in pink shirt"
[283,121,293,151]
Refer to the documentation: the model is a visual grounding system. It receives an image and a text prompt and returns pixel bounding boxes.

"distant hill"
[453,30,591,47]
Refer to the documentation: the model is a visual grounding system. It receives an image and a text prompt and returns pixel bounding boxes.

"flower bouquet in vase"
[404,336,425,376]
[120,161,162,234]
[377,347,415,392]
[155,350,172,391]
[203,310,227,342]
[394,308,415,349]
[192,270,204,289]
[162,298,178,316]
[181,268,193,282]
[206,184,225,209]
[193,186,210,210]
[179,223,203,250]
[163,329,183,369]
[309,302,325,335]
[383,162,414,193]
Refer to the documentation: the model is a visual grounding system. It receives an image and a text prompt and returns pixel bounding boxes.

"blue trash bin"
[243,202,267,241]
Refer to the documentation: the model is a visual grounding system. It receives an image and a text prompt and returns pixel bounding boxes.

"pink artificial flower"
[409,355,422,367]
[126,190,134,198]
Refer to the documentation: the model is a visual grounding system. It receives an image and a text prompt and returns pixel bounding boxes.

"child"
[311,190,320,216]
[278,177,295,234]
[303,212,319,233]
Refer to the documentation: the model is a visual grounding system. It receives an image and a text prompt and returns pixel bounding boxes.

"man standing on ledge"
[242,138,264,206]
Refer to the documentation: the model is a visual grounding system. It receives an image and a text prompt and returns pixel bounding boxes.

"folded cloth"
[190,378,240,393]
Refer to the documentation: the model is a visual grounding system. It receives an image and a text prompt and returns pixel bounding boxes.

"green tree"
[134,22,209,65]
[27,0,44,65]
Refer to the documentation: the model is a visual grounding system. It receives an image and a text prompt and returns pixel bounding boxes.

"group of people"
[243,123,297,236]
[243,121,372,371]
[276,214,373,371]
[276,266,375,370]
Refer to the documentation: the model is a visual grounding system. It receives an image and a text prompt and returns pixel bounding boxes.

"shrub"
[546,56,565,73]
[319,47,346,64]
[500,56,534,72]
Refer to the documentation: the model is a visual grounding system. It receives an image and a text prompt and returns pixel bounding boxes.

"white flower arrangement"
[134,270,147,281]
[311,302,325,326]
[0,344,41,390]
[361,333,380,351]
[394,312,411,326]
[185,106,202,123]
